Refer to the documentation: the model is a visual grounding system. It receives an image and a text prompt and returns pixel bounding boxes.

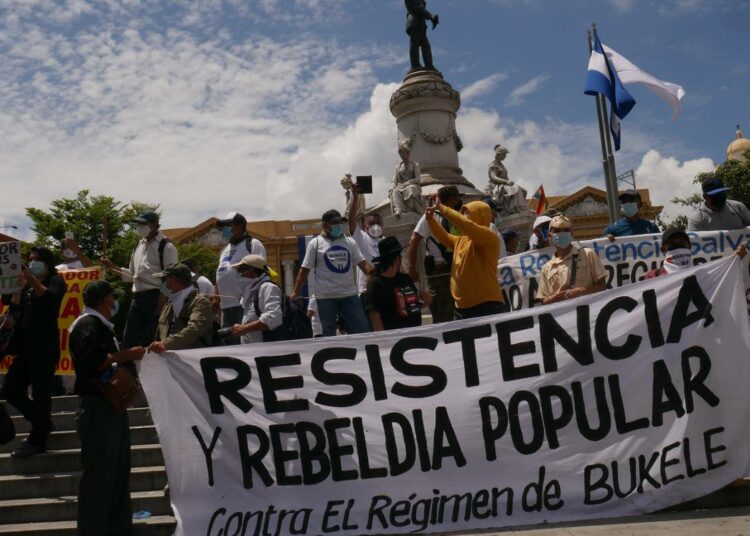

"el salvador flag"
[585,33,636,151]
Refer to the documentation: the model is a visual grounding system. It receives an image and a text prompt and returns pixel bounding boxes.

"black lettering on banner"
[608,375,649,434]
[256,354,308,414]
[508,391,544,455]
[432,406,467,469]
[390,337,446,398]
[496,316,539,381]
[312,347,367,408]
[704,427,727,470]
[296,421,331,485]
[612,458,637,498]
[479,397,508,461]
[383,413,416,476]
[200,357,253,414]
[636,452,661,493]
[538,385,574,449]
[237,425,274,488]
[324,418,358,482]
[442,324,492,387]
[651,360,686,427]
[191,426,221,486]
[521,466,564,512]
[365,345,388,401]
[527,277,539,308]
[642,289,666,348]
[681,346,720,412]
[270,423,302,486]
[571,378,611,442]
[660,441,685,485]
[666,275,714,343]
[595,297,642,360]
[584,464,612,505]
[352,417,388,479]
[411,410,432,472]
[539,306,593,372]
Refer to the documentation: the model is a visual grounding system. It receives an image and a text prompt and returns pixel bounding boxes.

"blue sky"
[1,0,747,237]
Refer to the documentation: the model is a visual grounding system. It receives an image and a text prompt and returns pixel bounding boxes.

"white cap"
[533,215,552,230]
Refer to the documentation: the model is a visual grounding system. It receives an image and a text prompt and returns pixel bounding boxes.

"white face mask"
[663,248,692,274]
[62,248,77,259]
[367,224,383,239]
[137,224,151,238]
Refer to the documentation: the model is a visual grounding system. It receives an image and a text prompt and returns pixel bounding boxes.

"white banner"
[142,257,750,536]
[499,228,750,311]
[0,241,22,294]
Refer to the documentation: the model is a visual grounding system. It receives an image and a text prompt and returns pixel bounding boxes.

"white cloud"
[461,73,508,102]
[610,0,637,12]
[506,74,549,107]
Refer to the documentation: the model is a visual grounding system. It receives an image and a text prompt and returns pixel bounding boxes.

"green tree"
[176,241,219,284]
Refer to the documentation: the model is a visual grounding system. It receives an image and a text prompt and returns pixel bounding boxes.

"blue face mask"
[552,231,573,248]
[28,261,46,276]
[621,202,639,218]
[221,226,233,240]
[329,223,345,238]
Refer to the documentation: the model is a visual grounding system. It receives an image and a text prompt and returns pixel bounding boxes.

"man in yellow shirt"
[537,216,607,305]
[426,196,506,319]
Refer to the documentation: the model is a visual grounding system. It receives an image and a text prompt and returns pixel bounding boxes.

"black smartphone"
[355,175,373,194]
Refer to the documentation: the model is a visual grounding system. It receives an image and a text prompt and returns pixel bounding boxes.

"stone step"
[3,396,149,417]
[0,465,168,501]
[0,425,158,454]
[0,515,175,535]
[0,490,171,525]
[0,444,163,476]
[10,406,152,434]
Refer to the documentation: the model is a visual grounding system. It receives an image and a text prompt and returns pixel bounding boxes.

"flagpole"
[589,24,619,224]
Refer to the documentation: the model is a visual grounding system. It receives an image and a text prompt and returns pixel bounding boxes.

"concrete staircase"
[0,396,175,535]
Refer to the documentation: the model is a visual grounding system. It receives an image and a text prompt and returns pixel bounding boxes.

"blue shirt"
[603,217,660,237]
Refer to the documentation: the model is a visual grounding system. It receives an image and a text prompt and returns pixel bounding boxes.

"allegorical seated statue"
[485,145,528,217]
[405,0,439,72]
[390,139,426,217]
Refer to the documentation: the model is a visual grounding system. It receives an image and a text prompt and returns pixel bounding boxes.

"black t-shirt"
[70,315,119,397]
[12,274,66,357]
[365,272,422,331]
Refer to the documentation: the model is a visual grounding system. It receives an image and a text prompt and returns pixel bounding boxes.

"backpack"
[133,237,171,269]
[253,282,313,342]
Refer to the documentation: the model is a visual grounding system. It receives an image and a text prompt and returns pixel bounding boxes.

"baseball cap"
[153,263,192,282]
[372,236,403,265]
[230,254,268,272]
[217,212,247,227]
[321,209,347,225]
[134,211,159,225]
[702,177,730,196]
[618,189,641,201]
[437,185,460,201]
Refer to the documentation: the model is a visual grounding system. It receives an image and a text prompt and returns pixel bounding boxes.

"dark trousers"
[454,301,508,321]
[220,306,244,346]
[409,29,434,70]
[122,289,160,376]
[76,396,132,536]
[0,351,56,448]
[427,264,454,324]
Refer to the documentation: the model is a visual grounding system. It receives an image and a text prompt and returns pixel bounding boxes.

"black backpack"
[253,282,312,342]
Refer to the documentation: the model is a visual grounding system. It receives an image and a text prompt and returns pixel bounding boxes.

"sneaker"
[10,443,46,458]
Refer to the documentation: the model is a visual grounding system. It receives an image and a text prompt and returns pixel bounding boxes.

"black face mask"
[709,192,728,209]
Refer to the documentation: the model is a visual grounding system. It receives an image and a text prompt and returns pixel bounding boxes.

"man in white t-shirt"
[347,186,383,299]
[291,209,373,337]
[214,212,267,344]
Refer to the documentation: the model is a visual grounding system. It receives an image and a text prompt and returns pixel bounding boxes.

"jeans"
[454,301,508,321]
[220,306,244,345]
[317,295,371,337]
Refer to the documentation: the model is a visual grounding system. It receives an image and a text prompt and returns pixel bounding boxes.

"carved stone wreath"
[409,122,463,152]
[389,79,461,109]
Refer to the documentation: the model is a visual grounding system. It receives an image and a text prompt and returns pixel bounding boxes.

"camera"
[355,176,373,194]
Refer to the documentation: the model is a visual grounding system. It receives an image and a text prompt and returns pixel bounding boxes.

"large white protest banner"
[499,228,750,311]
[0,241,22,295]
[142,257,750,536]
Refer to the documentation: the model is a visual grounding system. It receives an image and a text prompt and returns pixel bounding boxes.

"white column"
[282,260,295,296]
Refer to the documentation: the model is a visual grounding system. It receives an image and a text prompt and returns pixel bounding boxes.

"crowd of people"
[0,175,748,534]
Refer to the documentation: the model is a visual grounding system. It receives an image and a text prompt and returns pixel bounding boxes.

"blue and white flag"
[585,33,636,151]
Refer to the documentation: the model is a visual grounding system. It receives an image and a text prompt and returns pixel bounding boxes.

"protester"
[527,215,552,250]
[604,190,660,238]
[407,185,463,323]
[56,236,93,270]
[0,247,66,458]
[482,196,507,259]
[643,227,747,279]
[291,209,372,337]
[101,211,178,356]
[148,264,214,352]
[228,255,283,344]
[182,258,214,296]
[501,229,520,256]
[307,298,323,338]
[347,186,383,303]
[537,215,607,305]
[214,212,267,344]
[365,237,432,331]
[68,280,145,536]
[426,195,506,319]
[687,176,750,231]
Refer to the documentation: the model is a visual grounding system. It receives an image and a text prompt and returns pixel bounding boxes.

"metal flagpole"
[589,24,619,224]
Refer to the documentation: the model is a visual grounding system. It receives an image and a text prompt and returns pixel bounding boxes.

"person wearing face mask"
[643,228,747,279]
[537,216,607,305]
[365,237,432,331]
[0,247,67,458]
[347,185,384,306]
[527,215,552,250]
[68,280,145,536]
[603,190,660,239]
[687,176,750,231]
[148,264,214,353]
[426,195,506,319]
[101,211,178,361]
[291,209,373,337]
[501,229,520,256]
[407,185,464,323]
[228,255,283,344]
[55,235,94,271]
[214,212,267,344]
